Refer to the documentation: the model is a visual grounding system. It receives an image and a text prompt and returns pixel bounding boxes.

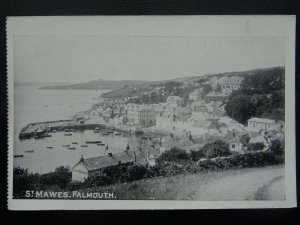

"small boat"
[80,145,88,147]
[107,131,114,134]
[102,133,109,135]
[52,130,56,133]
[70,129,75,132]
[64,133,72,136]
[68,147,76,150]
[97,143,105,146]
[65,129,69,132]
[41,133,52,137]
[114,131,121,136]
[86,141,102,144]
[14,154,24,158]
[94,130,100,133]
[25,150,34,153]
[94,127,100,131]
[72,142,78,144]
[62,144,70,147]
[46,146,53,149]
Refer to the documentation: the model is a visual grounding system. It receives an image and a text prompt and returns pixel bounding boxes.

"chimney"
[79,155,84,163]
[108,153,113,157]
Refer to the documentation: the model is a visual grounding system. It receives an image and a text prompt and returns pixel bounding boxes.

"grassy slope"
[88,165,285,200]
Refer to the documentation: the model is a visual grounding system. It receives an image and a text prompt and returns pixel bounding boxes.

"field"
[90,165,285,200]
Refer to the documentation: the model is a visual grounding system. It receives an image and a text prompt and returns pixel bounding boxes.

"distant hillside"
[15,82,71,88]
[39,79,150,90]
[101,67,284,100]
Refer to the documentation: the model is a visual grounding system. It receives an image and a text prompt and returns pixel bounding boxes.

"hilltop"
[101,66,284,100]
[39,79,151,90]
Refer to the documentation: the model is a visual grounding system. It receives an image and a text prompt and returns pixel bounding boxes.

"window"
[231,144,235,149]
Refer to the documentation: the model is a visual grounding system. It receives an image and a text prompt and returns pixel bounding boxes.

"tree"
[225,94,256,124]
[157,147,189,163]
[247,142,265,152]
[215,84,222,93]
[269,139,284,154]
[202,83,213,96]
[201,140,230,158]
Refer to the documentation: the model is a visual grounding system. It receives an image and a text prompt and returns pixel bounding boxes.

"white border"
[7,16,296,210]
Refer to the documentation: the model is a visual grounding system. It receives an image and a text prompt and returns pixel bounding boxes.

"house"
[126,104,156,127]
[72,148,160,181]
[247,117,284,132]
[166,96,184,107]
[228,137,243,153]
[189,88,203,101]
[204,92,228,103]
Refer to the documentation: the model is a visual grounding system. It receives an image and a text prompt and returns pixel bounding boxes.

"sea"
[13,86,142,174]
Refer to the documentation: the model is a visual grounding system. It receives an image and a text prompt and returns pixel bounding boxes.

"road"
[180,166,285,200]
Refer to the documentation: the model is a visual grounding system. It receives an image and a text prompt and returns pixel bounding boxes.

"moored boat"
[46,146,53,149]
[72,142,78,144]
[62,144,70,147]
[68,147,76,150]
[14,154,24,158]
[86,141,102,144]
[114,131,121,136]
[64,133,72,136]
[97,143,105,146]
[25,150,34,153]
[80,145,88,147]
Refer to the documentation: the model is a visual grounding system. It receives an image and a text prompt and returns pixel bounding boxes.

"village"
[71,74,285,182]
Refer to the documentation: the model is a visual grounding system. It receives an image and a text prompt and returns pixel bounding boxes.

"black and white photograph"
[6,16,296,210]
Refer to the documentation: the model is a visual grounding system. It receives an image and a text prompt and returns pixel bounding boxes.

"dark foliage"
[225,67,285,123]
[247,142,265,151]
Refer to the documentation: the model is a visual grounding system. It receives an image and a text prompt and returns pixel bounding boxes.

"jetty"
[19,118,143,140]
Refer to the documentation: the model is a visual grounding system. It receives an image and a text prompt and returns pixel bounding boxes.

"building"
[228,137,244,153]
[189,88,203,101]
[166,96,184,107]
[204,92,228,103]
[126,104,156,127]
[247,117,284,132]
[71,148,160,181]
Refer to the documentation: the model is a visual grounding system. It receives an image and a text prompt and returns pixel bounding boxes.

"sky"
[14,35,285,83]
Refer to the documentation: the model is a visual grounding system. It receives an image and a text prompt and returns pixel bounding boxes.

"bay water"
[14,86,142,174]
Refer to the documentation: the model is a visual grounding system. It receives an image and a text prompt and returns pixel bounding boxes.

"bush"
[40,166,71,189]
[270,139,284,154]
[157,147,189,163]
[13,167,40,198]
[247,142,265,151]
[201,140,231,159]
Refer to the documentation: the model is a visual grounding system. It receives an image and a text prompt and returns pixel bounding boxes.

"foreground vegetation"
[13,139,284,198]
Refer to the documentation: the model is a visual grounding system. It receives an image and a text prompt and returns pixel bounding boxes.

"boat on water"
[65,129,69,132]
[80,145,88,147]
[70,129,75,132]
[41,133,52,137]
[107,131,114,134]
[46,146,53,149]
[94,130,100,133]
[68,147,76,150]
[14,154,24,158]
[97,143,105,146]
[102,133,109,135]
[72,142,78,144]
[25,150,34,153]
[64,133,72,136]
[94,127,100,131]
[86,141,102,144]
[62,144,70,147]
[52,130,56,133]
[114,131,121,136]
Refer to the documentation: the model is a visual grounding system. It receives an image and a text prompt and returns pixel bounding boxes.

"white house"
[228,137,244,153]
[247,117,283,132]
